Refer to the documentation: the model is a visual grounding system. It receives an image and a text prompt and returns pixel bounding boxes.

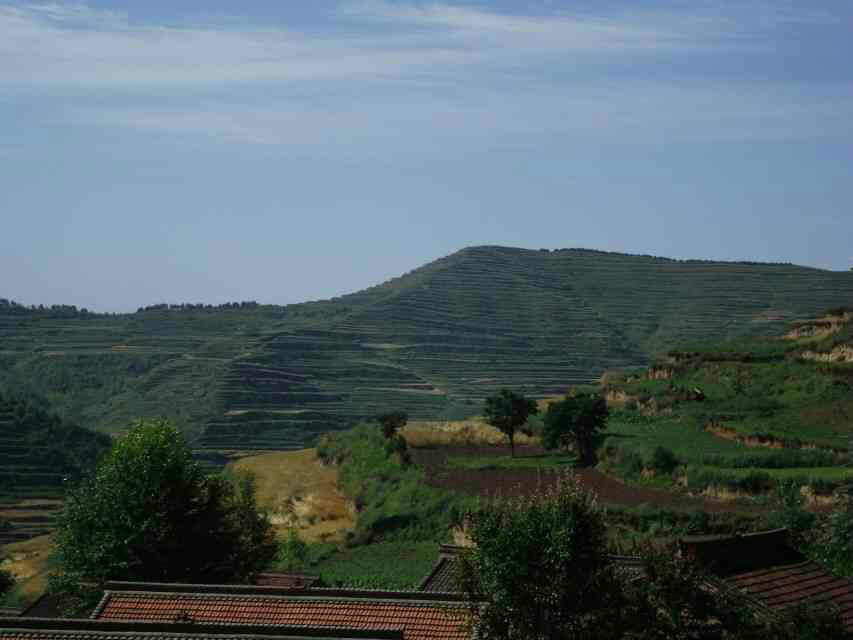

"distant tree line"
[0,299,91,317]
[535,248,796,266]
[136,301,261,312]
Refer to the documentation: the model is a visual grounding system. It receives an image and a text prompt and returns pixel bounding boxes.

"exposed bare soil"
[411,445,765,514]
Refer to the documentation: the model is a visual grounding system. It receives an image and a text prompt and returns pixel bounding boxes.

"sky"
[1,1,851,312]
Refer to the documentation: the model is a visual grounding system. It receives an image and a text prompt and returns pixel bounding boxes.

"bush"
[650,447,679,475]
[317,424,470,544]
[0,567,13,598]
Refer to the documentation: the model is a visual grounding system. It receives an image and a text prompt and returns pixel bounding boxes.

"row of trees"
[484,388,607,464]
[136,301,260,312]
[0,300,90,316]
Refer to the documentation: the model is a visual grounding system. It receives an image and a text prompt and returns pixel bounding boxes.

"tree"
[0,566,13,598]
[52,418,276,591]
[483,389,537,457]
[457,470,623,639]
[376,411,408,439]
[543,393,608,466]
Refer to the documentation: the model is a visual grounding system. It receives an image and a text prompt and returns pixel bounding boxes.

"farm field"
[599,311,853,499]
[3,246,852,451]
[409,445,765,513]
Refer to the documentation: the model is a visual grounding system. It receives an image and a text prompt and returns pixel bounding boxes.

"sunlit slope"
[2,246,851,450]
[201,247,852,449]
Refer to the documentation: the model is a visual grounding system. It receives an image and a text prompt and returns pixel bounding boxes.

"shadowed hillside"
[2,246,851,451]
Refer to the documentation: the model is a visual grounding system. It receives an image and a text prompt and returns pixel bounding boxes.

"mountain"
[1,246,851,450]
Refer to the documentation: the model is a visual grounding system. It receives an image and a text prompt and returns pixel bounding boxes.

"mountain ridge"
[2,245,851,451]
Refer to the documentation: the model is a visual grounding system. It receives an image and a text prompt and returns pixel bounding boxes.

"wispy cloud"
[2,1,850,147]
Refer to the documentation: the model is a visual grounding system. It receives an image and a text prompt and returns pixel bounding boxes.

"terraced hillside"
[0,394,110,544]
[599,310,853,498]
[2,246,851,450]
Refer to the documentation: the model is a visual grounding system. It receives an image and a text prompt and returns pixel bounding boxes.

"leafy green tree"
[814,487,853,577]
[52,418,276,590]
[0,566,13,598]
[483,389,537,457]
[543,393,608,466]
[458,471,623,639]
[376,411,408,439]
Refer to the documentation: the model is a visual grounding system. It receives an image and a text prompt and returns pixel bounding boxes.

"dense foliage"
[458,471,621,638]
[542,393,608,465]
[0,392,111,495]
[316,423,469,544]
[52,418,275,589]
[484,389,538,457]
[457,470,851,639]
[0,566,13,598]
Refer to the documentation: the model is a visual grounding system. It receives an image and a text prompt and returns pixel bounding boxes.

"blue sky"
[1,1,851,312]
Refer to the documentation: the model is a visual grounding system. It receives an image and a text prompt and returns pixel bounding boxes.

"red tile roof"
[681,529,853,631]
[726,560,853,631]
[92,589,469,640]
[0,617,401,640]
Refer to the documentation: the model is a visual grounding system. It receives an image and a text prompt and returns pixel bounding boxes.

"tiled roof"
[0,617,401,640]
[92,587,469,640]
[418,547,646,593]
[681,528,853,631]
[254,574,321,589]
[725,561,853,631]
[419,545,467,593]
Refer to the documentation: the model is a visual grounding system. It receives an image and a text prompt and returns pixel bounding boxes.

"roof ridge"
[103,582,467,603]
[0,617,404,639]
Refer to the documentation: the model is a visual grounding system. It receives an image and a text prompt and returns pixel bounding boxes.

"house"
[0,617,401,639]
[89,581,469,640]
[680,528,853,632]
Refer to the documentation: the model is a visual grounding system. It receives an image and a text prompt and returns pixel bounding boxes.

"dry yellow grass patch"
[1,534,53,608]
[228,449,354,543]
[401,418,538,448]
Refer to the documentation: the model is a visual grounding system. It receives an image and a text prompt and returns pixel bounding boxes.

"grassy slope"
[0,394,110,505]
[0,534,53,610]
[3,247,852,450]
[228,449,354,542]
[600,312,853,495]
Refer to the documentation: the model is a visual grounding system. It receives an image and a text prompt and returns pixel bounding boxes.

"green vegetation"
[3,247,851,451]
[51,419,276,596]
[457,470,850,640]
[599,311,853,498]
[543,393,608,465]
[308,541,439,589]
[483,389,538,457]
[0,392,110,501]
[316,423,470,545]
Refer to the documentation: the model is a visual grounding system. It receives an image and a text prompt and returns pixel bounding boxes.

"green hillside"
[0,393,111,495]
[600,309,853,496]
[2,246,851,451]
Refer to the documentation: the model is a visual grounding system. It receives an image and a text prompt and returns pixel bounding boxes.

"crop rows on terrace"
[3,246,852,452]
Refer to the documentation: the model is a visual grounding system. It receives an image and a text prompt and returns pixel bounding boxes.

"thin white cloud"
[0,1,780,93]
[2,1,850,147]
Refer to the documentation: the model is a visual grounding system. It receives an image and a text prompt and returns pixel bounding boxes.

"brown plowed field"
[411,445,765,514]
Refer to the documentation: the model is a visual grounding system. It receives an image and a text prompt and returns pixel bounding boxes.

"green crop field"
[600,311,853,496]
[2,246,852,452]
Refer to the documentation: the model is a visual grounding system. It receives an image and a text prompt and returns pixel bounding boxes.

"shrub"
[650,447,679,475]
